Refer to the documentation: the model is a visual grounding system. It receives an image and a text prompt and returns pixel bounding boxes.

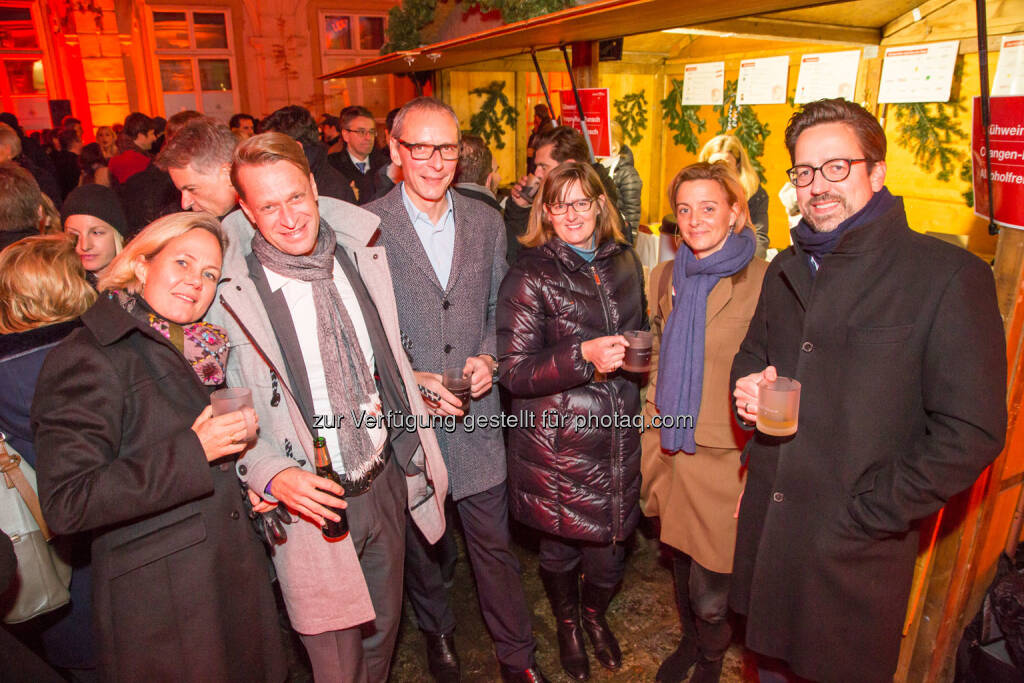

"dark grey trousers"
[404,480,537,670]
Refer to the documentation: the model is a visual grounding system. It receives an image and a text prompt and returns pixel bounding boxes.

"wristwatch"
[481,353,500,382]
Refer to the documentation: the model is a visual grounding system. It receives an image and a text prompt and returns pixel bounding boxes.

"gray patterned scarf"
[250,220,381,479]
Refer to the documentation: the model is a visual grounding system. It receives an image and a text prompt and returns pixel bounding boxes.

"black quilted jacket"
[497,237,648,543]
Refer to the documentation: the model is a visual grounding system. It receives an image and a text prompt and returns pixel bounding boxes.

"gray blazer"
[366,185,508,500]
[206,197,448,634]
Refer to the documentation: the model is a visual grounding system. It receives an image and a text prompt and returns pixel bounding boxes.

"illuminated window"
[150,8,237,123]
[320,11,391,118]
[0,5,50,129]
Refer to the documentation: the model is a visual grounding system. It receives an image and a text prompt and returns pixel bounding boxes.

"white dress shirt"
[263,262,386,473]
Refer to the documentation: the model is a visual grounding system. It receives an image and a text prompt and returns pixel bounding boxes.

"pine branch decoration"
[613,91,648,146]
[467,81,517,149]
[713,80,771,184]
[892,101,967,182]
[660,79,706,154]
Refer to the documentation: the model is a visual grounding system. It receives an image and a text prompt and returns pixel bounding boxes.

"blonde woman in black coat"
[33,212,286,682]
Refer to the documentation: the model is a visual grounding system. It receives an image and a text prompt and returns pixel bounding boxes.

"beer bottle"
[313,436,349,540]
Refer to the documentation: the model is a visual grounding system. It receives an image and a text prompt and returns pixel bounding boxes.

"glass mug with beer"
[756,377,801,437]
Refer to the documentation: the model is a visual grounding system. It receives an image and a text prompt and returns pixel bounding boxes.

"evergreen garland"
[713,80,770,183]
[467,81,517,149]
[891,100,968,182]
[660,78,706,154]
[383,0,570,54]
[613,91,648,146]
[382,0,438,54]
[474,0,571,23]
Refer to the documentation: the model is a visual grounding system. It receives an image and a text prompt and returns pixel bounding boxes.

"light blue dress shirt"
[401,183,456,289]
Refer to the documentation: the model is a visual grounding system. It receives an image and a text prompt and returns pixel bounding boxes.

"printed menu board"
[737,56,789,105]
[682,61,725,106]
[794,50,861,103]
[878,40,959,103]
[993,35,1024,96]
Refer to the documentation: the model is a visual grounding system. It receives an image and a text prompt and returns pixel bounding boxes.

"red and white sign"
[972,96,1024,231]
[558,88,611,158]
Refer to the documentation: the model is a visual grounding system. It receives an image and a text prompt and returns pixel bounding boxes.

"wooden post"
[570,41,599,89]
[515,70,528,180]
[649,63,667,225]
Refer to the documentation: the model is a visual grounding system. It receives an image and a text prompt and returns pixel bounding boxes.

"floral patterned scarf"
[112,291,229,386]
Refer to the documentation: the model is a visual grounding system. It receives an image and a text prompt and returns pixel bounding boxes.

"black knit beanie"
[61,184,128,237]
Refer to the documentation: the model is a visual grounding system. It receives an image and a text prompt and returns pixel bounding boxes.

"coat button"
[235,285,241,291]
[373,253,379,259]
[442,300,450,310]
[238,464,247,475]
[230,510,240,520]
[801,341,814,352]
[444,344,452,354]
[772,491,785,503]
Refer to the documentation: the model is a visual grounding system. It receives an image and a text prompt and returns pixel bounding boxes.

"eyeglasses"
[546,198,595,215]
[787,158,869,187]
[396,139,459,161]
[345,128,376,138]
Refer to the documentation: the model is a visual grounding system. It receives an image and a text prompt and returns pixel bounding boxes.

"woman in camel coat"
[641,161,767,683]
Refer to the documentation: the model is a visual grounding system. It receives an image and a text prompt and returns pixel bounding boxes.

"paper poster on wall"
[993,35,1024,96]
[682,62,724,106]
[794,50,861,103]
[972,95,1024,231]
[557,88,611,157]
[878,40,959,103]
[737,56,789,105]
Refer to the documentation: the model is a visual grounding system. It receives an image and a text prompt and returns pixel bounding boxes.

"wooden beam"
[693,16,881,45]
[883,0,961,40]
[450,53,662,74]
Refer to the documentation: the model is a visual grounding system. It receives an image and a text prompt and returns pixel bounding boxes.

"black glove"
[240,481,293,547]
[251,505,293,547]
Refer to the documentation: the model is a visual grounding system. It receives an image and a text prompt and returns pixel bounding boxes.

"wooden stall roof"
[319,0,1023,80]
[319,0,839,79]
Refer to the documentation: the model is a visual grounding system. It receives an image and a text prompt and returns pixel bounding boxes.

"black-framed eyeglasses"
[546,198,595,215]
[345,127,376,138]
[396,139,459,161]
[787,158,869,187]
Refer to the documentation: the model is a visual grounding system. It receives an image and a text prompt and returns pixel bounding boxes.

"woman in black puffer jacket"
[497,161,648,681]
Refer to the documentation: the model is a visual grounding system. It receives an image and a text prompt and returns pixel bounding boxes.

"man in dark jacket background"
[258,105,357,205]
[328,105,385,205]
[505,126,619,264]
[730,98,1007,683]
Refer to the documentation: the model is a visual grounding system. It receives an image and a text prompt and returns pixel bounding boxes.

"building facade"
[0,0,414,135]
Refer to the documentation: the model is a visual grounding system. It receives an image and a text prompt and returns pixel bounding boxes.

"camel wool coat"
[640,257,767,572]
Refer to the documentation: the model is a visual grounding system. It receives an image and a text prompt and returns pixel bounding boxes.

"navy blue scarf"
[656,228,756,453]
[791,187,897,266]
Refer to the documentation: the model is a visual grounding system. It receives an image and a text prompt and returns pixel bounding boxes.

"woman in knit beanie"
[62,184,127,283]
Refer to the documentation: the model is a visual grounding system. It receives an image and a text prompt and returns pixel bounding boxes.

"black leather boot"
[539,567,590,681]
[689,617,731,683]
[656,553,699,682]
[580,581,622,671]
[423,631,460,683]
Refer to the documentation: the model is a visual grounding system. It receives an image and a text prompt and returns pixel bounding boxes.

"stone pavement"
[388,518,755,682]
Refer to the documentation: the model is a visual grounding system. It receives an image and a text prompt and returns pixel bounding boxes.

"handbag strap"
[0,434,53,541]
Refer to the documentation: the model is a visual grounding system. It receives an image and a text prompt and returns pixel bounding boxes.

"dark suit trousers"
[405,481,536,669]
[301,458,406,682]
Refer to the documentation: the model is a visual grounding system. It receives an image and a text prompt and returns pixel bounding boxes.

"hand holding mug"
[582,335,628,374]
[733,365,778,423]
